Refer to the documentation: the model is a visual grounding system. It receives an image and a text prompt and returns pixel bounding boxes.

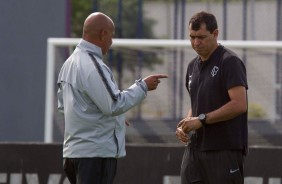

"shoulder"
[220,46,245,66]
[190,56,198,63]
[221,46,240,61]
[188,56,198,68]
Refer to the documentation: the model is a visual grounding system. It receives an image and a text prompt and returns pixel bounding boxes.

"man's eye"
[190,35,207,40]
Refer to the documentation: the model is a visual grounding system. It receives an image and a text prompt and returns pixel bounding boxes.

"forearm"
[206,100,247,124]
[110,81,147,116]
[187,109,192,118]
[206,86,247,125]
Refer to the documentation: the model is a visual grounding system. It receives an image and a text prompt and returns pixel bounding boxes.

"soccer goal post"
[45,38,282,143]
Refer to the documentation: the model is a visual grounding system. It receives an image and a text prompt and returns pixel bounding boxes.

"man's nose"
[193,38,201,45]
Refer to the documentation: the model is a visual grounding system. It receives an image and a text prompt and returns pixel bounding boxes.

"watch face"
[199,114,206,120]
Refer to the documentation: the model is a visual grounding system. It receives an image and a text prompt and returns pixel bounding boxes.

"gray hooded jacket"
[57,39,147,158]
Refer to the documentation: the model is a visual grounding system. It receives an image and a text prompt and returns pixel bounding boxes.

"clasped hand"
[175,117,202,144]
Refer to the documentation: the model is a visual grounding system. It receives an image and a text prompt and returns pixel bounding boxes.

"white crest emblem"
[211,66,219,77]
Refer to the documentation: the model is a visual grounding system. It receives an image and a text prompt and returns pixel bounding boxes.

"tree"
[71,0,163,86]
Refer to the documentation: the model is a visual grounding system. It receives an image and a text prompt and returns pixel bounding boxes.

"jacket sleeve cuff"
[135,78,148,93]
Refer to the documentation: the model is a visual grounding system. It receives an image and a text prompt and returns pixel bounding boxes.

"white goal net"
[45,38,282,143]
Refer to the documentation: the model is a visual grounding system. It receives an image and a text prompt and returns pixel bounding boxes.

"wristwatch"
[198,113,207,126]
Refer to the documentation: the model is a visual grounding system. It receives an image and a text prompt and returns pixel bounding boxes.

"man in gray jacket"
[57,12,167,184]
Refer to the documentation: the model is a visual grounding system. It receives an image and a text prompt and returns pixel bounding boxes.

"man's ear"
[99,29,106,41]
[213,29,219,38]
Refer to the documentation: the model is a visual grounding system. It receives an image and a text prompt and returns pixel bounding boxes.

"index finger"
[153,74,168,79]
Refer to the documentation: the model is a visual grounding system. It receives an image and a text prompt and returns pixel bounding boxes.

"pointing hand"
[143,74,168,91]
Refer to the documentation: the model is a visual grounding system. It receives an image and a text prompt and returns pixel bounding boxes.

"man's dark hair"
[189,11,218,33]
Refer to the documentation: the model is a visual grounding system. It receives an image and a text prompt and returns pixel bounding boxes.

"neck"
[200,44,219,62]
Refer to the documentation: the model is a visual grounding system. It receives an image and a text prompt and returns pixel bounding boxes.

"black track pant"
[180,147,245,184]
[63,157,117,184]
